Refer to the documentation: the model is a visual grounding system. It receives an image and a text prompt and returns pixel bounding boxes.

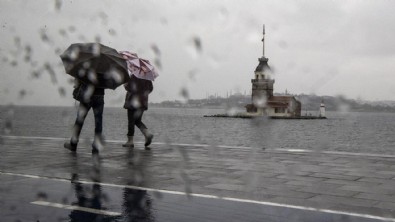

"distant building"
[246,25,301,117]
[319,100,326,117]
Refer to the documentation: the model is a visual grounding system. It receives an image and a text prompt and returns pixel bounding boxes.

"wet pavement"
[1,135,395,221]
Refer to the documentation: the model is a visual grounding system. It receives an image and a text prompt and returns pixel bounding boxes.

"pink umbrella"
[119,51,159,81]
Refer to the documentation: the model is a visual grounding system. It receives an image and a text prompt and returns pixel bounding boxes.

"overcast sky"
[1,0,395,106]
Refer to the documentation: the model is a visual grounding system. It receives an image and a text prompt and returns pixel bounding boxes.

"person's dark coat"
[123,75,153,110]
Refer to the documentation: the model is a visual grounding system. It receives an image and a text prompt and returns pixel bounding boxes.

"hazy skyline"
[1,0,395,106]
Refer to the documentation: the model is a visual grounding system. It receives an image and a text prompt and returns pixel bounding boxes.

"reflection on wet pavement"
[1,136,395,222]
[0,172,385,222]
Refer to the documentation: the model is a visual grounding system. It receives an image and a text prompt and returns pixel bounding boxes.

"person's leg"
[91,96,104,153]
[135,109,153,147]
[65,102,91,151]
[123,109,135,147]
[134,109,147,132]
[92,99,104,138]
[127,109,137,137]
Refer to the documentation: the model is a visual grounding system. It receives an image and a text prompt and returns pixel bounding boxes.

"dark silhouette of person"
[122,188,154,222]
[68,173,118,222]
[64,79,105,154]
[122,75,154,148]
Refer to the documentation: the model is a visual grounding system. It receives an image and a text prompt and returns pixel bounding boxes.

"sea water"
[1,106,395,155]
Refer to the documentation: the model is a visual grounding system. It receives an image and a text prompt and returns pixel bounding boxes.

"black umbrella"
[60,43,129,89]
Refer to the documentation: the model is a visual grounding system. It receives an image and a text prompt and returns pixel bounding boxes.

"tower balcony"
[251,79,274,84]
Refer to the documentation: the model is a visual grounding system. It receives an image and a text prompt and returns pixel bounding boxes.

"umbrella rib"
[104,55,127,69]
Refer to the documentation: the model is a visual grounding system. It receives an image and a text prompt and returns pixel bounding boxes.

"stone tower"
[250,24,274,114]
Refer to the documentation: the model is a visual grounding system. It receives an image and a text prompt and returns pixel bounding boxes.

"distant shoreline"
[1,104,395,114]
[1,94,395,113]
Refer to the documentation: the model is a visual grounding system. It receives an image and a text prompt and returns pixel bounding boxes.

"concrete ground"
[1,135,395,221]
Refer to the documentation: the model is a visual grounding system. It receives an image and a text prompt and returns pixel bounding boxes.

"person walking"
[64,79,105,154]
[122,75,154,148]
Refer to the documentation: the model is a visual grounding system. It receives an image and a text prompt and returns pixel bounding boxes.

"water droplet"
[78,69,86,78]
[4,118,13,134]
[68,78,74,85]
[87,70,98,84]
[44,63,57,83]
[68,26,76,33]
[180,87,189,101]
[36,192,48,200]
[69,47,80,61]
[108,29,116,36]
[106,68,125,85]
[54,0,62,11]
[252,96,267,107]
[98,11,108,25]
[132,97,141,108]
[40,28,51,43]
[192,37,202,53]
[59,29,67,37]
[92,43,101,57]
[83,62,91,69]
[186,36,203,59]
[10,60,17,67]
[24,55,31,62]
[95,35,101,43]
[58,87,66,97]
[19,90,27,98]
[153,58,162,70]
[14,37,21,48]
[54,48,62,54]
[31,71,40,78]
[151,44,161,56]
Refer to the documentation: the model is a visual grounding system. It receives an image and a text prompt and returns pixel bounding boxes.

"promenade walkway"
[1,135,395,221]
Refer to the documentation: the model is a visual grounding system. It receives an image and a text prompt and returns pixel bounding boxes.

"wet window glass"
[1,1,395,221]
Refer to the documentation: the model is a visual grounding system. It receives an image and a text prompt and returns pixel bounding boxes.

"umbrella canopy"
[119,51,159,81]
[60,43,129,89]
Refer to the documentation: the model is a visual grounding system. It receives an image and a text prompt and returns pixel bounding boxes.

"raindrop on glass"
[193,37,202,53]
[153,58,162,70]
[151,44,161,56]
[59,29,67,37]
[14,36,21,48]
[54,0,62,11]
[87,70,98,84]
[40,28,51,43]
[83,62,91,69]
[69,47,80,61]
[58,87,66,97]
[44,63,57,84]
[36,192,48,200]
[19,90,27,98]
[10,60,17,67]
[180,87,189,100]
[92,43,101,57]
[108,29,116,36]
[68,26,76,33]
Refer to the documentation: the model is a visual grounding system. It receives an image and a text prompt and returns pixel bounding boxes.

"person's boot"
[122,136,134,148]
[64,140,77,152]
[142,129,154,147]
[92,135,104,154]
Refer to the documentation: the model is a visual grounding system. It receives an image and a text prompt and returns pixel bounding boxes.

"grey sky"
[1,0,395,106]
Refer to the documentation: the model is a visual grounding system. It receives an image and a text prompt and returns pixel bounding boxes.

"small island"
[204,25,326,120]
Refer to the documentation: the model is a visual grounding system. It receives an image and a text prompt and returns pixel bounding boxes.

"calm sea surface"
[1,106,395,155]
